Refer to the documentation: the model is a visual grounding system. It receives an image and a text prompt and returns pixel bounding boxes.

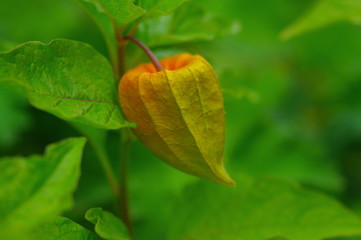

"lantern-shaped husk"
[119,53,234,185]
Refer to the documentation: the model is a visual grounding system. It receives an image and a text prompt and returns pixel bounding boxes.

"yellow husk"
[119,53,234,185]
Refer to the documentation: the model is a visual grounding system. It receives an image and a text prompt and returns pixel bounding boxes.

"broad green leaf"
[281,0,361,40]
[0,138,86,237]
[76,0,117,69]
[77,0,145,68]
[168,175,361,240]
[136,0,187,18]
[37,217,101,240]
[78,0,145,27]
[0,40,132,129]
[85,208,130,240]
[137,2,240,47]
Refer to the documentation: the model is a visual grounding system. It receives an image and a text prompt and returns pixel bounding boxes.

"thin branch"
[123,36,164,72]
[72,123,120,198]
[119,129,134,238]
[114,24,127,79]
[91,140,120,198]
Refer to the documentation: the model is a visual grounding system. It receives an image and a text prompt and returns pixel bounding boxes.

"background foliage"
[1,0,361,239]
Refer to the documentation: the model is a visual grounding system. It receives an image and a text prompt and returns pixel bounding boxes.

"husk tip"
[213,165,236,186]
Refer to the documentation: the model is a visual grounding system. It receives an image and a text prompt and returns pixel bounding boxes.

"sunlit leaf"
[0,138,86,238]
[0,40,132,129]
[85,208,130,240]
[281,0,361,40]
[168,174,361,240]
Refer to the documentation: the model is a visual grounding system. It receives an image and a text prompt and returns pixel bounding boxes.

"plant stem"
[123,36,164,71]
[71,122,120,198]
[91,140,120,198]
[110,46,120,81]
[119,129,134,238]
[114,25,126,79]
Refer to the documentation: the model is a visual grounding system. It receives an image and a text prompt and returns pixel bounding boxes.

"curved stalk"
[123,36,164,71]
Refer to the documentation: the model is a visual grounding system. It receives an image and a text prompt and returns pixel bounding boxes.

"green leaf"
[137,2,240,47]
[78,0,145,27]
[76,0,145,67]
[76,0,117,67]
[0,40,132,129]
[85,208,130,240]
[37,217,101,240]
[136,0,187,18]
[96,0,145,26]
[281,0,361,40]
[0,137,86,237]
[168,175,361,240]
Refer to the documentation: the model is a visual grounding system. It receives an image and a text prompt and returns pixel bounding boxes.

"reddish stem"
[123,36,164,71]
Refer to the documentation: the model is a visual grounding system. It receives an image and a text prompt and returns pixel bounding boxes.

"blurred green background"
[1,0,361,239]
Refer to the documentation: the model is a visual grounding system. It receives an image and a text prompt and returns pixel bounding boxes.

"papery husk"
[119,53,234,185]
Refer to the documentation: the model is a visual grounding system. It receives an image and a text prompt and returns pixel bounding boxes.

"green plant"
[1,0,361,239]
